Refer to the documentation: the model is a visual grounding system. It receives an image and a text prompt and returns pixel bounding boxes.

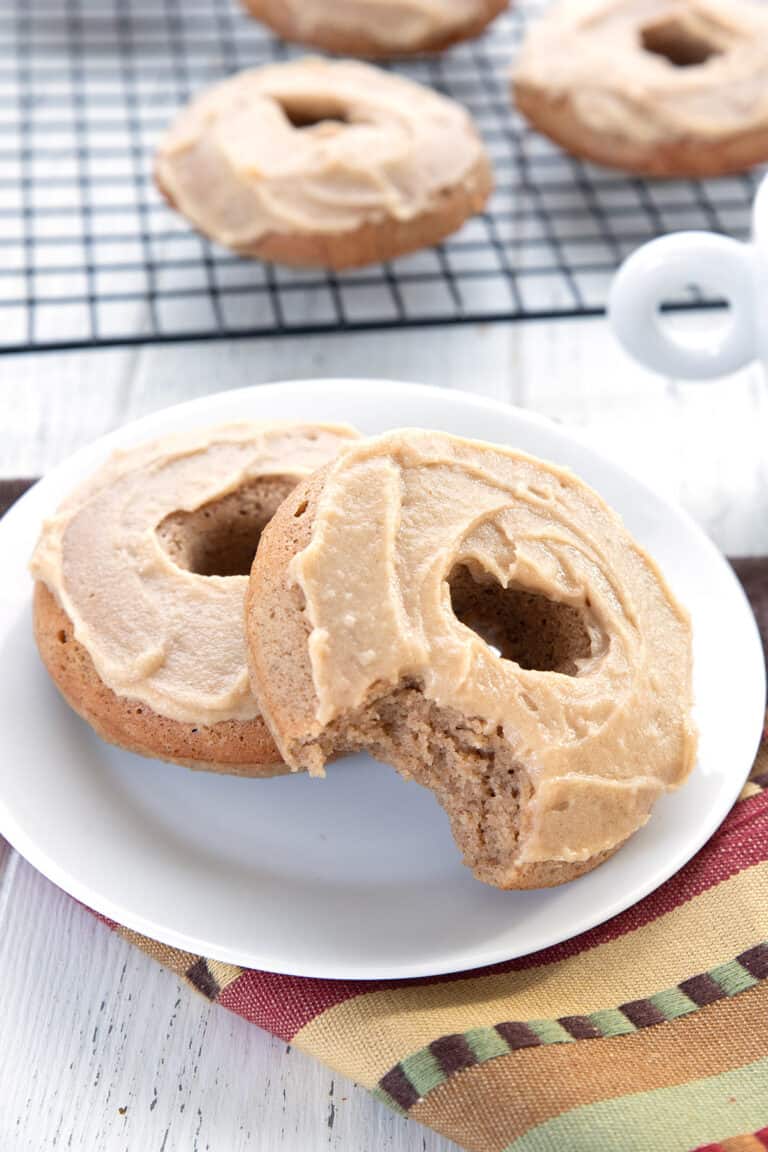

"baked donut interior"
[157,476,295,578]
[316,569,606,887]
[326,683,538,887]
[639,12,721,67]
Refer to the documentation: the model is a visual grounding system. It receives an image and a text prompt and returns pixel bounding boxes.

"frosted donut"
[154,58,493,269]
[30,422,359,776]
[240,0,509,56]
[513,0,768,177]
[245,430,696,888]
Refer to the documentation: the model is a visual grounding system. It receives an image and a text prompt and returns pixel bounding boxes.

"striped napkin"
[4,480,768,1152]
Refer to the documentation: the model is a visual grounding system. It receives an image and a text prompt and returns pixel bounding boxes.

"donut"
[240,0,509,56]
[154,59,493,269]
[30,422,359,776]
[513,0,768,178]
[245,430,696,888]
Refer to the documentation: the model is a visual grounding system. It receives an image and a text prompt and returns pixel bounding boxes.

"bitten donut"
[513,0,768,177]
[30,422,358,776]
[240,0,509,56]
[154,58,493,269]
[246,430,696,888]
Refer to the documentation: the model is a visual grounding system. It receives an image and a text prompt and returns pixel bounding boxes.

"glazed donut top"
[289,430,696,864]
[30,423,358,726]
[514,0,768,144]
[266,0,501,52]
[155,58,487,248]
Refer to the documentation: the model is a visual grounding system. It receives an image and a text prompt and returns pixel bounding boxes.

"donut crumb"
[296,685,533,887]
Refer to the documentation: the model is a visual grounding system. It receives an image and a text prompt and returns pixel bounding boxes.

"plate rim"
[0,378,765,980]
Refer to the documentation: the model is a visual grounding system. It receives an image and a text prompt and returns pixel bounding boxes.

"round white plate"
[0,381,764,980]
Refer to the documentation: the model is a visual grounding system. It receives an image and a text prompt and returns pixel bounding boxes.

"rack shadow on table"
[0,0,762,354]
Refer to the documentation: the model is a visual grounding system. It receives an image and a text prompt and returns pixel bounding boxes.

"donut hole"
[156,476,296,578]
[640,15,721,67]
[277,97,350,130]
[448,564,593,676]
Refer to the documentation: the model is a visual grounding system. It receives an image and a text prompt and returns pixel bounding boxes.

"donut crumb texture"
[287,685,621,888]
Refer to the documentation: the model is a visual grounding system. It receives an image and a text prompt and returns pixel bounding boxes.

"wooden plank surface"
[1,319,766,1151]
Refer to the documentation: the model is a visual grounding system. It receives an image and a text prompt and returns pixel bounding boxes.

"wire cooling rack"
[0,0,762,353]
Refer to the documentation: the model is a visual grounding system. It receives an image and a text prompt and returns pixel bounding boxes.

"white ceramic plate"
[0,381,764,980]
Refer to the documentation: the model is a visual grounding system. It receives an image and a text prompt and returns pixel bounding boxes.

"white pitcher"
[608,174,768,555]
[609,175,768,379]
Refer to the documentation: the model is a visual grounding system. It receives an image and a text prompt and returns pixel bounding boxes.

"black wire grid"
[0,0,762,353]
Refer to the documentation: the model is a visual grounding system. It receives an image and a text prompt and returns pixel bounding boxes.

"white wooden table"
[1,318,766,1151]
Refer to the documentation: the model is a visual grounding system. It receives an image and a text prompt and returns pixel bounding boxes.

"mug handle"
[608,232,757,380]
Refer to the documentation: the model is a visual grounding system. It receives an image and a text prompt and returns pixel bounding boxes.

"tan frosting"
[290,430,696,864]
[155,58,487,249]
[270,0,502,50]
[513,0,768,144]
[30,423,358,726]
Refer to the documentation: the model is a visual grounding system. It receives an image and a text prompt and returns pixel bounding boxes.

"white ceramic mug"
[609,175,768,380]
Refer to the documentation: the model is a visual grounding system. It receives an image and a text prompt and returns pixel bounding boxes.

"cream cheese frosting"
[289,430,696,864]
[513,0,768,145]
[155,58,488,250]
[30,423,358,727]
[261,0,505,51]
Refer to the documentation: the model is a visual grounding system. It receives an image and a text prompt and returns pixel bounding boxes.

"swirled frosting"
[155,58,488,249]
[256,0,505,51]
[514,0,768,144]
[290,430,696,863]
[30,423,358,726]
